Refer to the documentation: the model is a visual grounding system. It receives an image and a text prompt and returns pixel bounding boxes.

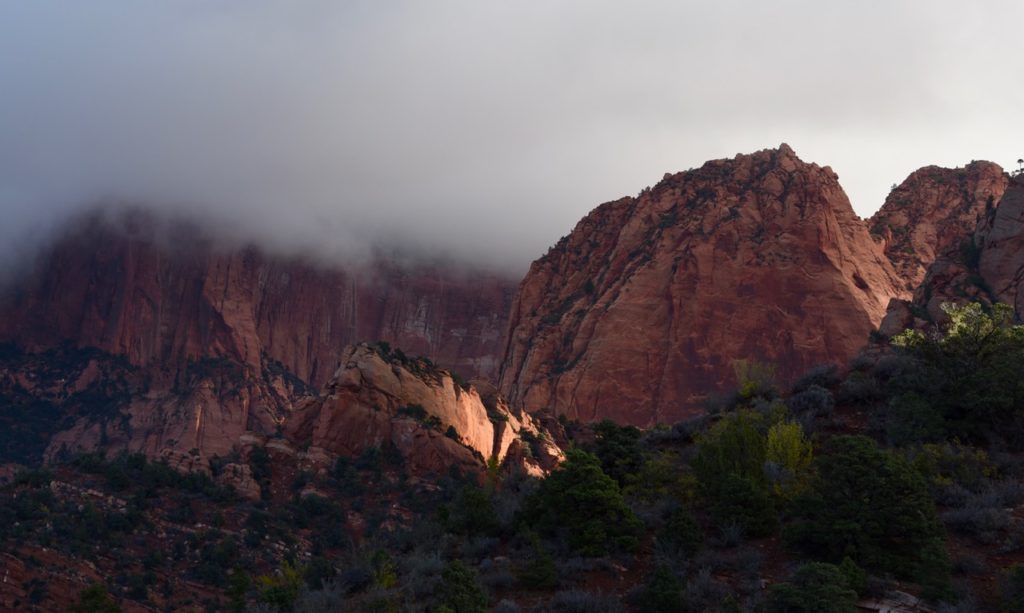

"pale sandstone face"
[499,145,908,426]
[283,344,562,476]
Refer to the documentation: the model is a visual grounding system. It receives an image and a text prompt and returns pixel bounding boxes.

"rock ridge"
[499,145,907,425]
[879,174,1024,335]
[869,161,1009,290]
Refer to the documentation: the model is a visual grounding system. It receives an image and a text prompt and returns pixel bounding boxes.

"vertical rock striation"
[499,145,907,425]
[0,208,514,387]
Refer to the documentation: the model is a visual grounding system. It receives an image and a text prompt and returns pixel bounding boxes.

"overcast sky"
[1,1,1021,273]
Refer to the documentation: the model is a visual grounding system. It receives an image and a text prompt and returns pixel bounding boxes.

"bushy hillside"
[4,301,1024,611]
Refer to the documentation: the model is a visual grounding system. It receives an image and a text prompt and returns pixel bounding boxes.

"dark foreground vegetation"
[3,302,1024,611]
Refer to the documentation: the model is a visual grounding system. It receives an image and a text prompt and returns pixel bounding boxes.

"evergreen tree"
[786,436,949,595]
[521,449,643,555]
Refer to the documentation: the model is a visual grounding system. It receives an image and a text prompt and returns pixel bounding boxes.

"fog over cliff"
[1,2,1022,274]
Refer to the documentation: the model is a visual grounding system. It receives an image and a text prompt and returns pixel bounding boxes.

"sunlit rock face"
[284,343,563,477]
[499,145,907,426]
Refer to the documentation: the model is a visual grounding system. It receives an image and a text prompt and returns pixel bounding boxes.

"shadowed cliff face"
[499,145,908,426]
[979,179,1024,316]
[0,209,515,388]
[869,161,1009,291]
[880,176,1024,335]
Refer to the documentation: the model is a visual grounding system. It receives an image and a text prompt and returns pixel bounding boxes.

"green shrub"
[767,562,857,613]
[694,410,769,493]
[521,449,642,556]
[710,474,776,538]
[70,583,121,613]
[906,441,995,493]
[891,302,1024,447]
[885,392,945,446]
[764,420,813,498]
[1000,564,1024,613]
[734,359,778,400]
[591,419,643,486]
[837,557,866,596]
[786,436,949,594]
[657,506,703,558]
[446,484,500,537]
[695,409,811,508]
[437,560,488,613]
[636,565,683,612]
[256,562,305,612]
[516,534,558,589]
[622,452,696,503]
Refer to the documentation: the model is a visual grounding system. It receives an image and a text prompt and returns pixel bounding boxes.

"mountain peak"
[870,160,1009,290]
[500,146,905,425]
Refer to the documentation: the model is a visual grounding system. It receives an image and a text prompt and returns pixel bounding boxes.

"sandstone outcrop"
[4,344,299,465]
[879,175,1024,332]
[869,162,1009,290]
[499,145,908,425]
[0,207,518,469]
[284,343,562,476]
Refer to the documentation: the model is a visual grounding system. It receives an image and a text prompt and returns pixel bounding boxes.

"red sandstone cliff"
[978,177,1024,315]
[0,208,513,387]
[869,162,1009,290]
[499,145,907,426]
[879,175,1024,335]
[0,207,516,466]
[284,343,562,477]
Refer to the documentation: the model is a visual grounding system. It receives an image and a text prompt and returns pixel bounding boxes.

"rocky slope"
[0,339,283,466]
[0,207,520,473]
[284,343,562,477]
[869,161,1009,290]
[879,175,1024,335]
[499,145,908,425]
[0,340,562,484]
[0,208,513,388]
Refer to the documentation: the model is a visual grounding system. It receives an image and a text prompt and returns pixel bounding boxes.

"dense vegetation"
[2,302,1024,611]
